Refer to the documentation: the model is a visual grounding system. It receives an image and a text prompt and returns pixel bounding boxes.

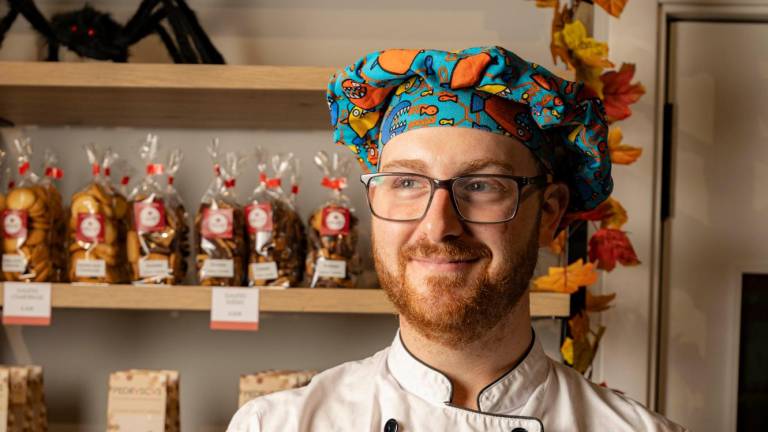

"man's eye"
[392,177,422,189]
[463,181,497,192]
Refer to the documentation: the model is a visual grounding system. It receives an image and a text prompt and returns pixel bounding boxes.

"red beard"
[374,231,539,348]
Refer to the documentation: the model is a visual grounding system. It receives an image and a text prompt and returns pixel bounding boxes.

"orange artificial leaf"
[586,290,617,312]
[549,230,568,255]
[569,312,591,340]
[608,127,643,165]
[553,21,614,70]
[533,259,599,294]
[535,0,559,7]
[562,197,627,230]
[566,313,606,374]
[595,0,628,18]
[588,228,641,271]
[601,63,646,122]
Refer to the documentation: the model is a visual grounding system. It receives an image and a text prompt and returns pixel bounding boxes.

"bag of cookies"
[40,149,67,282]
[195,140,246,286]
[67,145,127,284]
[245,148,304,287]
[2,137,56,282]
[306,151,361,288]
[127,134,184,285]
[165,149,190,284]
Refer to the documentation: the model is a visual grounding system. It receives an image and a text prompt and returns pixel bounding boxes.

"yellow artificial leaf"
[554,21,614,70]
[549,230,567,255]
[595,0,629,18]
[560,337,574,365]
[608,126,643,165]
[577,64,605,98]
[586,290,617,312]
[601,197,628,230]
[532,259,599,294]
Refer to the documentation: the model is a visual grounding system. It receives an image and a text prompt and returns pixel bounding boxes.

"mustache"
[400,238,492,262]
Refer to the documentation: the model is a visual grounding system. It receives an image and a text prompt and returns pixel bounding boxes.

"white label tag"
[2,282,52,326]
[139,258,170,278]
[210,287,260,331]
[75,259,106,277]
[249,262,278,281]
[2,254,27,273]
[316,259,347,279]
[202,259,234,278]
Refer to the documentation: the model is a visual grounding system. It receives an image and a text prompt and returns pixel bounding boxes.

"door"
[661,20,768,431]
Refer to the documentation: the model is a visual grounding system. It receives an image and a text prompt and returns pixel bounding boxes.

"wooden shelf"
[0,62,335,129]
[0,283,570,317]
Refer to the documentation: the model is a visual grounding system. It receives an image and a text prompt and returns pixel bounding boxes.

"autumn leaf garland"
[532,0,644,377]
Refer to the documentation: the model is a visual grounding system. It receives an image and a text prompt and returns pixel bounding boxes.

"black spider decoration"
[0,0,224,63]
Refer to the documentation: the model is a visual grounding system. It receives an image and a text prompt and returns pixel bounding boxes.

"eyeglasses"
[360,172,549,224]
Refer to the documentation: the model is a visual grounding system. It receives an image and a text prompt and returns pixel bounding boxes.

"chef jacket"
[228,331,687,431]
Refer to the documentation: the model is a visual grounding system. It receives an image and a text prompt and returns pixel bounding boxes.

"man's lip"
[410,257,480,264]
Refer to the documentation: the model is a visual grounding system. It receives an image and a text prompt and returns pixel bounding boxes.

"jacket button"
[384,419,399,432]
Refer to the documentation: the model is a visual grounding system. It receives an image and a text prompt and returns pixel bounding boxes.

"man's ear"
[538,182,570,247]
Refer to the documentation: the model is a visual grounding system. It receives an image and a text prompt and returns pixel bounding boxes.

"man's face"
[371,127,565,347]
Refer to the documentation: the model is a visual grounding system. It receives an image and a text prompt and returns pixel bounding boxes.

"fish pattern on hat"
[326,46,612,212]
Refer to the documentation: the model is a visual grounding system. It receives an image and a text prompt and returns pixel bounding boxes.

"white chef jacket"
[228,331,687,431]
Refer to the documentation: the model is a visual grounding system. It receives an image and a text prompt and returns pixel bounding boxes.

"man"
[229,46,686,431]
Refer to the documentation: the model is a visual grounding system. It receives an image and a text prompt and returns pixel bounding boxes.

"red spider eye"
[70,25,78,33]
[87,28,95,37]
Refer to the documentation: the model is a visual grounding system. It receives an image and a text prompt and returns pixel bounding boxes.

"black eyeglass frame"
[359,172,550,224]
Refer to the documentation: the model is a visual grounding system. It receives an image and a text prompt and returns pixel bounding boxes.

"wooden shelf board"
[0,62,336,129]
[0,283,570,317]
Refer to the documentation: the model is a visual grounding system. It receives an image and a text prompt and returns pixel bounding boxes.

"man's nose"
[419,188,464,242]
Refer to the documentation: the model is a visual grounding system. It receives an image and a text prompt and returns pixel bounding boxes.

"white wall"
[0,0,649,429]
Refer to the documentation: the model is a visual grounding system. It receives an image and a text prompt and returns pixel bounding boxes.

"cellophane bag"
[306,151,361,288]
[245,148,304,287]
[1,137,57,282]
[195,139,247,286]
[40,149,67,282]
[165,148,190,284]
[127,134,185,285]
[67,145,127,283]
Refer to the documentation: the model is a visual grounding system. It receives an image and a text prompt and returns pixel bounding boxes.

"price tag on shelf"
[210,287,260,331]
[3,282,52,326]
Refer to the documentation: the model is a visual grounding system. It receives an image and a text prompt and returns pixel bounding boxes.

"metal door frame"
[654,3,768,427]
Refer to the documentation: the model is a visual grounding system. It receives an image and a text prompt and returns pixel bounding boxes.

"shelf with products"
[0,283,570,316]
[0,61,335,129]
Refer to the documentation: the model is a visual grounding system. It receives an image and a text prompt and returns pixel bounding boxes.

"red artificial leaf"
[600,63,646,122]
[595,0,628,18]
[588,228,640,271]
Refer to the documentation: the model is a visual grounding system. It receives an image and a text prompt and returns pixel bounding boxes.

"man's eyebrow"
[456,159,517,175]
[380,159,430,172]
[380,158,518,175]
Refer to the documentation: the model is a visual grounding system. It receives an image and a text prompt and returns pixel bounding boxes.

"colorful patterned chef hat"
[327,46,612,212]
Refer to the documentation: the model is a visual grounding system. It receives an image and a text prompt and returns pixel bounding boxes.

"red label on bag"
[320,206,350,236]
[202,208,233,239]
[133,201,166,233]
[245,203,273,234]
[2,210,27,239]
[76,213,105,242]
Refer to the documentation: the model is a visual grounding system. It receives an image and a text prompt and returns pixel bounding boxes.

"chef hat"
[326,46,612,212]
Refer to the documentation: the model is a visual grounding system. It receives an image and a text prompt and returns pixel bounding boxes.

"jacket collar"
[386,329,550,413]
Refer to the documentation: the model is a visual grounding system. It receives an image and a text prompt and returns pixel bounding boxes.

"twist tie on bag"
[321,176,347,191]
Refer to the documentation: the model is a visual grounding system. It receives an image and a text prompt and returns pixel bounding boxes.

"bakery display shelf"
[0,61,335,129]
[0,283,570,316]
